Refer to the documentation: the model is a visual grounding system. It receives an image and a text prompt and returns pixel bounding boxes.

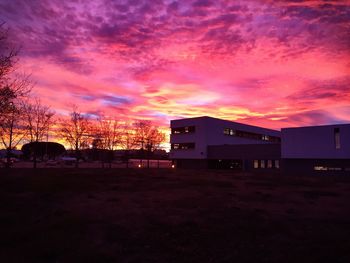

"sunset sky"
[1,0,350,130]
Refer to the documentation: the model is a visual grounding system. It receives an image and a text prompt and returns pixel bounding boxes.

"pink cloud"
[0,0,349,133]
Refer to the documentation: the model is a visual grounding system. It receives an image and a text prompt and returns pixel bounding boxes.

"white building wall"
[281,124,350,159]
[204,117,280,146]
[170,116,281,160]
[170,117,208,159]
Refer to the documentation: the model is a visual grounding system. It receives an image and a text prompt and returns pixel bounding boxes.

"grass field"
[1,169,350,262]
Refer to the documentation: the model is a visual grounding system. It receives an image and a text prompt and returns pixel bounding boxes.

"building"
[170,116,350,175]
[170,116,281,170]
[207,144,280,171]
[282,124,350,175]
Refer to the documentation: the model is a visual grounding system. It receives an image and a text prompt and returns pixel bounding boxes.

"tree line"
[0,23,166,168]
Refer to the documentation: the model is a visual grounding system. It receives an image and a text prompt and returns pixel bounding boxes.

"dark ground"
[0,169,350,263]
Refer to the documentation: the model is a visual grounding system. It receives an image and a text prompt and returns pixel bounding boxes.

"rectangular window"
[223,128,280,142]
[262,135,269,141]
[172,126,195,134]
[267,160,272,168]
[223,128,235,135]
[171,143,195,150]
[334,128,340,149]
[253,160,259,169]
[274,160,280,169]
[314,166,328,171]
[270,136,281,143]
[260,160,265,168]
[328,167,342,171]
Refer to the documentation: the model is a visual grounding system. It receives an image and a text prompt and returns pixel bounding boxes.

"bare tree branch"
[22,98,55,167]
[59,107,91,167]
[0,22,19,81]
[0,102,27,167]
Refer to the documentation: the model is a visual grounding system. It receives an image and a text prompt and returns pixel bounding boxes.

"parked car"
[46,160,59,166]
[60,156,77,165]
[1,157,18,167]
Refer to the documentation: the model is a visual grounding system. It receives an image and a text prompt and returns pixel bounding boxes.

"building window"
[260,160,265,168]
[223,128,280,142]
[223,128,236,135]
[329,167,342,171]
[172,126,195,134]
[334,128,340,149]
[171,143,195,150]
[262,135,269,141]
[253,160,259,169]
[314,166,342,171]
[267,160,272,168]
[314,166,328,171]
[274,160,280,169]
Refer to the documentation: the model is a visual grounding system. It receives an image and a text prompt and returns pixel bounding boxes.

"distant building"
[170,116,350,175]
[282,124,350,175]
[170,116,281,170]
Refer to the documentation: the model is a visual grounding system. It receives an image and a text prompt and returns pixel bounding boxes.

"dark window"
[262,135,269,141]
[223,128,281,142]
[269,136,281,143]
[260,160,265,168]
[172,126,195,134]
[223,128,236,135]
[274,160,280,169]
[171,143,195,150]
[267,160,272,168]
[334,128,340,149]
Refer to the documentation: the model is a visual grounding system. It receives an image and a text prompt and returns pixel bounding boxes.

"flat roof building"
[170,116,281,170]
[170,116,350,175]
[282,124,350,175]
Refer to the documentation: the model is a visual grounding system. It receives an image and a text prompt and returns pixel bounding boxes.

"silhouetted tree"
[0,102,26,167]
[0,22,32,167]
[59,108,91,168]
[22,98,55,168]
[95,117,123,167]
[120,122,137,150]
[0,23,31,118]
[119,122,137,168]
[0,22,17,81]
[133,120,166,168]
[98,117,122,151]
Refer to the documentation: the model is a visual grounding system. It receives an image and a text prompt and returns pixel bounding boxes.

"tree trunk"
[6,148,11,168]
[75,150,79,168]
[6,120,14,168]
[33,154,37,168]
[33,142,37,169]
[75,141,79,168]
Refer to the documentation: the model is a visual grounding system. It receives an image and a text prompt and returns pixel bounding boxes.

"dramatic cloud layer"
[1,0,349,130]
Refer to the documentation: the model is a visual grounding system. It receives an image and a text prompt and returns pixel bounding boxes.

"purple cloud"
[287,77,350,101]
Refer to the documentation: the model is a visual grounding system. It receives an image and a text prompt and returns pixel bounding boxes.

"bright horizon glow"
[1,0,349,135]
